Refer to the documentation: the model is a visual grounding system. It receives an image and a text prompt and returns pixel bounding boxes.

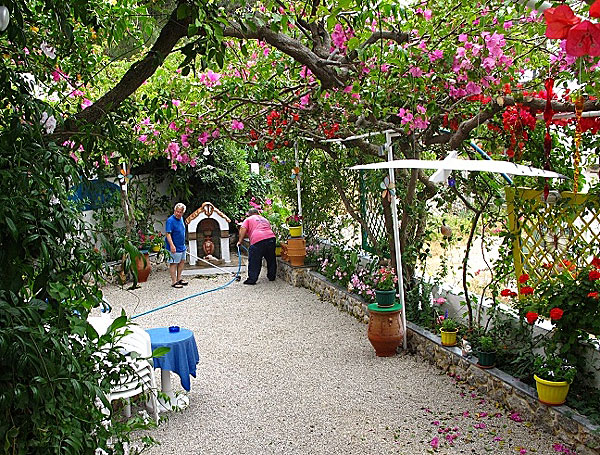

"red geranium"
[592,256,600,269]
[525,312,538,325]
[589,269,600,281]
[549,307,564,321]
[544,4,581,39]
[566,20,600,57]
[501,288,518,298]
[591,0,600,18]
[520,286,534,296]
[518,273,530,284]
[588,291,599,299]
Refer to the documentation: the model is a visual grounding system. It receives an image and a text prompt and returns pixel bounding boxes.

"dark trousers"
[247,237,277,283]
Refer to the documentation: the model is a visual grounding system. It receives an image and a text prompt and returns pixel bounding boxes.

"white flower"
[40,112,56,134]
[40,42,56,59]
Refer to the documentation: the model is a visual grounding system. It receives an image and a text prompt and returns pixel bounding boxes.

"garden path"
[101,265,571,455]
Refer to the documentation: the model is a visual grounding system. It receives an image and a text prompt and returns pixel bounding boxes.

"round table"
[146,327,200,411]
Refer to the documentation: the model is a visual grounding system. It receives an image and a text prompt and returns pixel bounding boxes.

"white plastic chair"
[88,316,159,423]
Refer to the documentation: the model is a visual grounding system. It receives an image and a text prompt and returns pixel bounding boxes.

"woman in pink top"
[237,208,277,285]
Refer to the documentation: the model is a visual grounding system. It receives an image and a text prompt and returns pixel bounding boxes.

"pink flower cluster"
[331,23,354,52]
[448,31,513,98]
[396,105,430,132]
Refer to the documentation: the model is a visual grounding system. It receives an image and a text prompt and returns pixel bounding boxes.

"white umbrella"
[350,158,568,179]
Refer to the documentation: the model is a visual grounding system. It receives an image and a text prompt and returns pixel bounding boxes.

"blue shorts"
[168,251,186,264]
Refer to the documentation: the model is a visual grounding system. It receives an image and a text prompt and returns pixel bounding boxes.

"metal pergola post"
[385,131,407,350]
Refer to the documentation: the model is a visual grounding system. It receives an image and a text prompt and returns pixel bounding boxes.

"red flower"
[588,292,599,299]
[591,0,600,19]
[589,270,600,281]
[544,4,581,39]
[518,273,530,284]
[592,257,600,269]
[520,286,534,296]
[500,288,513,297]
[566,21,600,57]
[549,307,564,321]
[525,312,538,325]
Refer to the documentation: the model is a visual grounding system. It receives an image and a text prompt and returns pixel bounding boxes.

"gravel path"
[101,265,570,455]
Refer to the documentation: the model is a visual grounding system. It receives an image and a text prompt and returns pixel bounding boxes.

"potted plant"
[476,335,497,369]
[372,266,397,308]
[439,318,458,347]
[533,353,576,405]
[286,214,303,237]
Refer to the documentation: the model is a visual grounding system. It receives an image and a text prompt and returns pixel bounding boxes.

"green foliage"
[404,280,435,328]
[168,141,252,224]
[0,115,153,452]
[440,318,458,331]
[261,198,291,243]
[478,335,496,352]
[534,354,577,384]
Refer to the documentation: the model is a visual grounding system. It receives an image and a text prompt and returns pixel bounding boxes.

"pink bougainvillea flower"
[172,99,181,107]
[168,121,178,130]
[231,119,244,130]
[198,132,210,145]
[300,93,310,106]
[138,134,148,142]
[549,307,564,320]
[51,69,63,82]
[408,66,424,77]
[566,20,600,56]
[509,411,523,422]
[430,436,439,449]
[212,129,220,138]
[544,4,581,39]
[590,0,600,18]
[81,99,93,110]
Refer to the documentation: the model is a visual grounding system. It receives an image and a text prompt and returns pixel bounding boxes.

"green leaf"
[177,3,191,20]
[152,346,170,358]
[5,217,18,240]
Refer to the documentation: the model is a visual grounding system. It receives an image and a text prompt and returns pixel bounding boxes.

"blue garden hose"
[130,245,246,320]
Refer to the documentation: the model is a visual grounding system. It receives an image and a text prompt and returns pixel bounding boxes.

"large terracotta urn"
[367,303,403,357]
[135,251,152,283]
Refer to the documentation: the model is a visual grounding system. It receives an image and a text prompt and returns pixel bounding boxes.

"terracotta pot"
[288,253,305,267]
[367,304,403,357]
[287,237,305,249]
[135,251,151,283]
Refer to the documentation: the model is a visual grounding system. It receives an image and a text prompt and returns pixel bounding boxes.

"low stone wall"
[276,259,600,455]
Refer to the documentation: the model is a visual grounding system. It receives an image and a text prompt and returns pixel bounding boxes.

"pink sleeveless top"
[242,215,275,245]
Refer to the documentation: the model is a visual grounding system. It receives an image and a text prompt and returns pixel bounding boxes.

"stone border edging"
[276,259,600,454]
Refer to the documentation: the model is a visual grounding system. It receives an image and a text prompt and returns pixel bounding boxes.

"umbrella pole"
[385,132,407,350]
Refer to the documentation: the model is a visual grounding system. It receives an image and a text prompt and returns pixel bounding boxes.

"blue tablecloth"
[146,327,199,391]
